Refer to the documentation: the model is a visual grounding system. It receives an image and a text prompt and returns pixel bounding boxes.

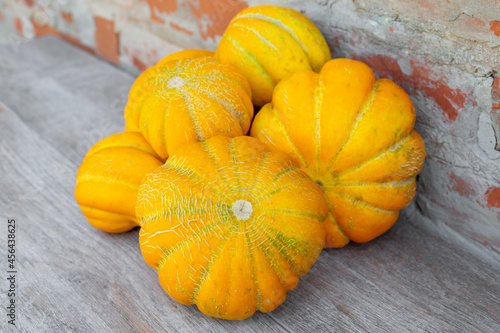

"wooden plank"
[0,36,499,332]
[0,102,283,332]
[0,35,134,163]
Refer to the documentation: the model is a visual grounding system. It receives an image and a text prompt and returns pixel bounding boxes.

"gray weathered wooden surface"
[0,36,499,332]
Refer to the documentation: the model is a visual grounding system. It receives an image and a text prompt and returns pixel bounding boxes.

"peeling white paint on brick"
[478,111,500,160]
[72,2,96,48]
[119,22,183,74]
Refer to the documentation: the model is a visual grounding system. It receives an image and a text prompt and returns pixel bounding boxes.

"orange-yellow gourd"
[216,5,331,106]
[125,49,253,160]
[75,132,164,233]
[250,58,426,248]
[136,136,327,320]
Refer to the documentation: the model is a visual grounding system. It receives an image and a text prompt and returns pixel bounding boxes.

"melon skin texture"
[136,135,328,320]
[216,5,331,107]
[250,58,426,248]
[125,49,254,160]
[75,132,164,233]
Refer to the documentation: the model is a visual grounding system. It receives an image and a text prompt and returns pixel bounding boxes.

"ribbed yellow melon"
[216,5,331,106]
[136,136,327,319]
[251,58,426,248]
[75,132,164,233]
[125,50,253,160]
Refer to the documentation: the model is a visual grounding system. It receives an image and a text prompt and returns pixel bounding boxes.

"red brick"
[357,54,467,122]
[169,22,194,36]
[188,0,248,40]
[485,187,500,209]
[492,75,500,100]
[94,16,120,64]
[61,12,74,23]
[490,21,500,37]
[131,55,148,71]
[146,0,177,24]
[14,17,22,34]
[449,173,475,196]
[31,19,95,55]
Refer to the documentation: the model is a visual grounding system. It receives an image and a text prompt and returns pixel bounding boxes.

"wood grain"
[0,36,499,332]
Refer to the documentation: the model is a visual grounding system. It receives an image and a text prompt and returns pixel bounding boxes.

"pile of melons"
[75,5,425,320]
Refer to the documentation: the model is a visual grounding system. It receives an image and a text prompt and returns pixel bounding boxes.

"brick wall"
[1,0,499,265]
